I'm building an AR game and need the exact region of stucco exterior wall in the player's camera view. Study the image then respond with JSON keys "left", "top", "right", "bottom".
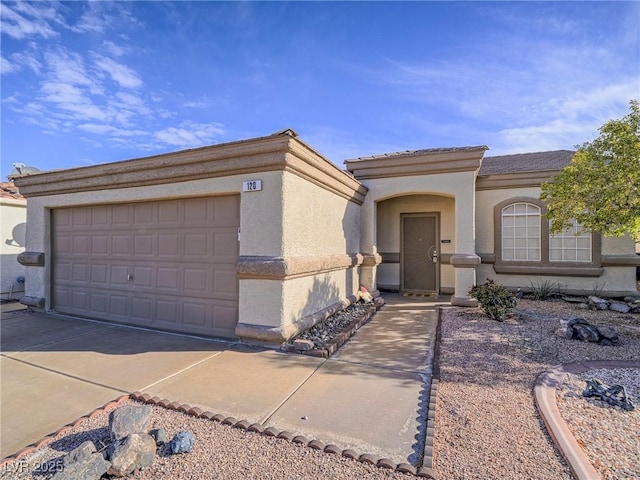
{"left": 21, "top": 171, "right": 284, "bottom": 309}
{"left": 1, "top": 198, "right": 27, "bottom": 299}
{"left": 357, "top": 171, "right": 478, "bottom": 301}
{"left": 376, "top": 194, "right": 455, "bottom": 291}
{"left": 475, "top": 187, "right": 639, "bottom": 295}
{"left": 237, "top": 169, "right": 362, "bottom": 342}
{"left": 281, "top": 169, "right": 360, "bottom": 256}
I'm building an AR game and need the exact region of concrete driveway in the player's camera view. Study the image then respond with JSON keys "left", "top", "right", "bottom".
{"left": 1, "top": 295, "right": 440, "bottom": 465}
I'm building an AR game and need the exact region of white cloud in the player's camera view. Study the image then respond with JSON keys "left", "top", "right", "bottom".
{"left": 45, "top": 49, "right": 103, "bottom": 94}
{"left": 154, "top": 121, "right": 226, "bottom": 147}
{"left": 1, "top": 55, "right": 17, "bottom": 75}
{"left": 0, "top": 2, "right": 61, "bottom": 39}
{"left": 495, "top": 81, "right": 638, "bottom": 154}
{"left": 93, "top": 55, "right": 143, "bottom": 89}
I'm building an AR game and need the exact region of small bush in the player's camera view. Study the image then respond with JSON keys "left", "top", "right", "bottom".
{"left": 469, "top": 279, "right": 517, "bottom": 321}
{"left": 529, "top": 280, "right": 562, "bottom": 300}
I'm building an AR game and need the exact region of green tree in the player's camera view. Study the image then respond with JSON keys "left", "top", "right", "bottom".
{"left": 540, "top": 100, "right": 640, "bottom": 241}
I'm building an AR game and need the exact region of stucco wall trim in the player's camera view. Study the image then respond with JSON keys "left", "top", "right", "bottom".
{"left": 600, "top": 254, "right": 640, "bottom": 266}
{"left": 345, "top": 147, "right": 487, "bottom": 180}
{"left": 17, "top": 251, "right": 45, "bottom": 267}
{"left": 450, "top": 254, "right": 481, "bottom": 267}
{"left": 236, "top": 254, "right": 363, "bottom": 280}
{"left": 493, "top": 265, "right": 604, "bottom": 277}
{"left": 361, "top": 253, "right": 382, "bottom": 267}
{"left": 476, "top": 171, "right": 560, "bottom": 190}
{"left": 12, "top": 133, "right": 367, "bottom": 205}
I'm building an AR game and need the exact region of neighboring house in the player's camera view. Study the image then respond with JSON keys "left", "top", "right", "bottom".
{"left": 12, "top": 130, "right": 639, "bottom": 344}
{"left": 0, "top": 182, "right": 26, "bottom": 300}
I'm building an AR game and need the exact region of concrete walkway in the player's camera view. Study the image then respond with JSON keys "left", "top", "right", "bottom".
{"left": 0, "top": 295, "right": 440, "bottom": 465}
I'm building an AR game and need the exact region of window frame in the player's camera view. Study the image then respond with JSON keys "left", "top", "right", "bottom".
{"left": 493, "top": 197, "right": 602, "bottom": 276}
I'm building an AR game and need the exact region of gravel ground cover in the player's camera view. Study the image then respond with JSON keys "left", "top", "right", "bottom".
{"left": 2, "top": 297, "right": 638, "bottom": 479}
{"left": 434, "top": 299, "right": 639, "bottom": 480}
{"left": 557, "top": 368, "right": 639, "bottom": 480}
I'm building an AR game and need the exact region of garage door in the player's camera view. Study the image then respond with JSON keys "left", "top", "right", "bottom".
{"left": 52, "top": 196, "right": 240, "bottom": 338}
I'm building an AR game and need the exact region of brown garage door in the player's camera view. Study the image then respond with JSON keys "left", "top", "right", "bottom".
{"left": 52, "top": 196, "right": 240, "bottom": 338}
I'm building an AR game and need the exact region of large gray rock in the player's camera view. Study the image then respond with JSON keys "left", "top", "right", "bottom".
{"left": 107, "top": 433, "right": 157, "bottom": 477}
{"left": 62, "top": 440, "right": 96, "bottom": 467}
{"left": 168, "top": 431, "right": 194, "bottom": 454}
{"left": 51, "top": 452, "right": 110, "bottom": 480}
{"left": 571, "top": 323, "right": 601, "bottom": 343}
{"left": 588, "top": 296, "right": 609, "bottom": 310}
{"left": 109, "top": 405, "right": 152, "bottom": 441}
{"left": 609, "top": 301, "right": 631, "bottom": 314}
{"left": 597, "top": 326, "right": 620, "bottom": 345}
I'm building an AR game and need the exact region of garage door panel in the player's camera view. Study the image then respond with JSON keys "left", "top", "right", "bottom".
{"left": 134, "top": 203, "right": 155, "bottom": 224}
{"left": 72, "top": 264, "right": 89, "bottom": 282}
{"left": 134, "top": 235, "right": 154, "bottom": 256}
{"left": 53, "top": 196, "right": 239, "bottom": 338}
{"left": 89, "top": 293, "right": 108, "bottom": 313}
{"left": 131, "top": 297, "right": 154, "bottom": 323}
{"left": 213, "top": 195, "right": 240, "bottom": 226}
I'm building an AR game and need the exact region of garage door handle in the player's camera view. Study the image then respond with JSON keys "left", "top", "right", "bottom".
{"left": 127, "top": 274, "right": 133, "bottom": 281}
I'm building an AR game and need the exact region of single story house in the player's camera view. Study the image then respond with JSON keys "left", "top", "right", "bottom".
{"left": 12, "top": 129, "right": 639, "bottom": 344}
{"left": 0, "top": 181, "right": 26, "bottom": 301}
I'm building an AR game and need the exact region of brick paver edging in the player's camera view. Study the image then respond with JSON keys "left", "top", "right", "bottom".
{"left": 534, "top": 360, "right": 640, "bottom": 480}
{"left": 130, "top": 392, "right": 438, "bottom": 478}
{"left": 419, "top": 306, "right": 442, "bottom": 478}
{"left": 0, "top": 394, "right": 130, "bottom": 468}
{"left": 281, "top": 301, "right": 381, "bottom": 359}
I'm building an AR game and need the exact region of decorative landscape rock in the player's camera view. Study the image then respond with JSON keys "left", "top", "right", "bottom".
{"left": 583, "top": 378, "right": 635, "bottom": 411}
{"left": 149, "top": 427, "right": 168, "bottom": 446}
{"left": 292, "top": 339, "right": 315, "bottom": 351}
{"left": 609, "top": 301, "right": 631, "bottom": 314}
{"left": 52, "top": 451, "right": 111, "bottom": 480}
{"left": 564, "top": 318, "right": 619, "bottom": 345}
{"left": 109, "top": 405, "right": 152, "bottom": 440}
{"left": 168, "top": 431, "right": 194, "bottom": 454}
{"left": 62, "top": 440, "right": 96, "bottom": 466}
{"left": 106, "top": 432, "right": 157, "bottom": 477}
{"left": 588, "top": 296, "right": 609, "bottom": 311}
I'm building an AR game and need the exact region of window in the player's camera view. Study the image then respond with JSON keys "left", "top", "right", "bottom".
{"left": 501, "top": 203, "right": 541, "bottom": 261}
{"left": 549, "top": 220, "right": 592, "bottom": 262}
{"left": 493, "top": 197, "right": 601, "bottom": 276}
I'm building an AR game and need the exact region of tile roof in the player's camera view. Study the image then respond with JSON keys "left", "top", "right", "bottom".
{"left": 479, "top": 150, "right": 575, "bottom": 176}
{"left": 345, "top": 145, "right": 489, "bottom": 163}
{"left": 0, "top": 181, "right": 25, "bottom": 201}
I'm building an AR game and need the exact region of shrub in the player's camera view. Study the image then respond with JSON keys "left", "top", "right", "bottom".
{"left": 469, "top": 279, "right": 517, "bottom": 321}
{"left": 529, "top": 280, "right": 562, "bottom": 300}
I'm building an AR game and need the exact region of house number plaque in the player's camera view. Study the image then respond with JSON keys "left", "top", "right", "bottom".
{"left": 242, "top": 180, "right": 262, "bottom": 192}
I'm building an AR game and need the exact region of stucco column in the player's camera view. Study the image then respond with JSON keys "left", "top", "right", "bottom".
{"left": 359, "top": 194, "right": 380, "bottom": 291}
{"left": 451, "top": 186, "right": 480, "bottom": 306}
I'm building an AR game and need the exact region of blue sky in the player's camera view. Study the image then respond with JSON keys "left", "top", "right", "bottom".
{"left": 1, "top": 1, "right": 638, "bottom": 178}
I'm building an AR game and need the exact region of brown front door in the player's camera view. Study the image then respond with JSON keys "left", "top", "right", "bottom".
{"left": 401, "top": 213, "right": 439, "bottom": 293}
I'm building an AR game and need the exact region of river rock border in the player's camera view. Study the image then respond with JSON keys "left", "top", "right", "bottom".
{"left": 281, "top": 299, "right": 383, "bottom": 358}
{"left": 534, "top": 360, "right": 640, "bottom": 480}
{"left": 129, "top": 392, "right": 437, "bottom": 478}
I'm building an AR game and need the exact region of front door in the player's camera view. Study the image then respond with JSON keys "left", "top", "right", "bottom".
{"left": 401, "top": 213, "right": 439, "bottom": 293}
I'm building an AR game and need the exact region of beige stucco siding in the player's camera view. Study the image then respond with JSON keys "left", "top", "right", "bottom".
{"left": 281, "top": 170, "right": 360, "bottom": 257}
{"left": 475, "top": 187, "right": 542, "bottom": 255}
{"left": 1, "top": 198, "right": 27, "bottom": 299}
{"left": 475, "top": 186, "right": 639, "bottom": 295}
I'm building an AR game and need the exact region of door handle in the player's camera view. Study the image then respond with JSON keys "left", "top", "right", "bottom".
{"left": 428, "top": 245, "right": 438, "bottom": 263}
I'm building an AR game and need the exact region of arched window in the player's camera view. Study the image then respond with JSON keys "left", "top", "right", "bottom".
{"left": 493, "top": 197, "right": 601, "bottom": 275}
{"left": 501, "top": 202, "right": 541, "bottom": 261}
